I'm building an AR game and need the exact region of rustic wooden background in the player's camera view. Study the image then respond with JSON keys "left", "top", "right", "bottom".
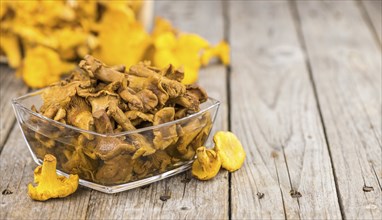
{"left": 0, "top": 1, "right": 381, "bottom": 219}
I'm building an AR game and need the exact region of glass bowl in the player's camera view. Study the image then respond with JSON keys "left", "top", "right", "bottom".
{"left": 12, "top": 89, "right": 219, "bottom": 193}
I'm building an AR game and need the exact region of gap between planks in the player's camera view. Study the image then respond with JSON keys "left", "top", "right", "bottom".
{"left": 228, "top": 1, "right": 341, "bottom": 219}
{"left": 288, "top": 1, "right": 346, "bottom": 218}
{"left": 222, "top": 1, "right": 233, "bottom": 219}
{"left": 295, "top": 1, "right": 382, "bottom": 219}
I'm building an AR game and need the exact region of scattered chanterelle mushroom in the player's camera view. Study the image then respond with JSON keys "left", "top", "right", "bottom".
{"left": 28, "top": 154, "right": 79, "bottom": 201}
{"left": 192, "top": 147, "right": 221, "bottom": 180}
{"left": 24, "top": 55, "right": 213, "bottom": 185}
{"left": 213, "top": 131, "right": 246, "bottom": 172}
{"left": 192, "top": 131, "right": 246, "bottom": 180}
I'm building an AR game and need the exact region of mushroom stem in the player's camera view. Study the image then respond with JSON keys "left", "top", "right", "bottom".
{"left": 130, "top": 63, "right": 186, "bottom": 98}
{"left": 108, "top": 103, "right": 136, "bottom": 131}
{"left": 79, "top": 55, "right": 125, "bottom": 83}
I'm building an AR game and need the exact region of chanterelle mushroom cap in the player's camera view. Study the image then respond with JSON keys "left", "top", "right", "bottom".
{"left": 213, "top": 131, "right": 246, "bottom": 172}
{"left": 148, "top": 150, "right": 172, "bottom": 172}
{"left": 66, "top": 96, "right": 94, "bottom": 139}
{"left": 170, "top": 91, "right": 200, "bottom": 113}
{"left": 176, "top": 115, "right": 207, "bottom": 155}
{"left": 130, "top": 134, "right": 156, "bottom": 159}
{"left": 95, "top": 137, "right": 136, "bottom": 160}
{"left": 127, "top": 75, "right": 169, "bottom": 106}
{"left": 119, "top": 88, "right": 144, "bottom": 111}
{"left": 186, "top": 84, "right": 208, "bottom": 103}
{"left": 40, "top": 81, "right": 80, "bottom": 115}
{"left": 62, "top": 147, "right": 98, "bottom": 181}
{"left": 28, "top": 154, "right": 79, "bottom": 201}
{"left": 125, "top": 110, "right": 154, "bottom": 126}
{"left": 136, "top": 89, "right": 159, "bottom": 112}
{"left": 88, "top": 94, "right": 119, "bottom": 113}
{"left": 159, "top": 64, "right": 184, "bottom": 82}
{"left": 119, "top": 88, "right": 158, "bottom": 113}
{"left": 153, "top": 107, "right": 178, "bottom": 150}
{"left": 190, "top": 113, "right": 213, "bottom": 150}
{"left": 95, "top": 154, "right": 134, "bottom": 185}
{"left": 192, "top": 147, "right": 221, "bottom": 180}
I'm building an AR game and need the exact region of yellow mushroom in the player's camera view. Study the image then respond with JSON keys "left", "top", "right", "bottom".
{"left": 0, "top": 33, "right": 21, "bottom": 68}
{"left": 213, "top": 131, "right": 246, "bottom": 172}
{"left": 93, "top": 6, "right": 151, "bottom": 68}
{"left": 19, "top": 46, "right": 75, "bottom": 88}
{"left": 192, "top": 146, "right": 221, "bottom": 180}
{"left": 28, "top": 154, "right": 79, "bottom": 201}
{"left": 201, "top": 40, "right": 230, "bottom": 66}
{"left": 153, "top": 33, "right": 209, "bottom": 85}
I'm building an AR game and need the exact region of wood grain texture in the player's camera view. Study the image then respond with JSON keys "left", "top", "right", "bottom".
{"left": 1, "top": 1, "right": 381, "bottom": 219}
{"left": 85, "top": 1, "right": 229, "bottom": 219}
{"left": 362, "top": 0, "right": 382, "bottom": 43}
{"left": 0, "top": 125, "right": 92, "bottom": 219}
{"left": 229, "top": 1, "right": 341, "bottom": 219}
{"left": 296, "top": 1, "right": 382, "bottom": 219}
{"left": 0, "top": 65, "right": 28, "bottom": 149}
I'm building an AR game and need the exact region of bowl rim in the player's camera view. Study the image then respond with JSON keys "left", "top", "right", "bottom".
{"left": 12, "top": 88, "right": 220, "bottom": 137}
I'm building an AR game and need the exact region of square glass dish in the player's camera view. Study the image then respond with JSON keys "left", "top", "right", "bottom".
{"left": 12, "top": 89, "right": 219, "bottom": 193}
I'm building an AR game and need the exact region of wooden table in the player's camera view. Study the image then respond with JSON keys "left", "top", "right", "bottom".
{"left": 1, "top": 1, "right": 381, "bottom": 219}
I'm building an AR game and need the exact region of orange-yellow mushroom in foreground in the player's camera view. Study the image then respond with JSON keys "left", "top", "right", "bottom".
{"left": 191, "top": 146, "right": 221, "bottom": 180}
{"left": 213, "top": 131, "right": 246, "bottom": 172}
{"left": 28, "top": 154, "right": 79, "bottom": 201}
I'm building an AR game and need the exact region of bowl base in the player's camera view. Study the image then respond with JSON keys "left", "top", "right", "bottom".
{"left": 32, "top": 157, "right": 193, "bottom": 194}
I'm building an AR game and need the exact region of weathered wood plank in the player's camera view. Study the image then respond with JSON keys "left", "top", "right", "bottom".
{"left": 362, "top": 0, "right": 382, "bottom": 43}
{"left": 0, "top": 125, "right": 92, "bottom": 219}
{"left": 229, "top": 1, "right": 341, "bottom": 219}
{"left": 0, "top": 65, "right": 28, "bottom": 149}
{"left": 296, "top": 1, "right": 382, "bottom": 219}
{"left": 85, "top": 1, "right": 229, "bottom": 219}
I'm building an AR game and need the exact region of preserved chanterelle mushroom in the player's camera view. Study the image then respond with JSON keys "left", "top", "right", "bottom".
{"left": 23, "top": 55, "right": 212, "bottom": 185}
